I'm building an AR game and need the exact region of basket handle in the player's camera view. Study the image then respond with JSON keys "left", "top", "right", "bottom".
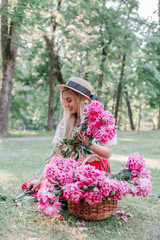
{"left": 82, "top": 154, "right": 107, "bottom": 174}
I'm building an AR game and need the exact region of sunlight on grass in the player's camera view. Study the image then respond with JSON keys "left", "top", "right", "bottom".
{"left": 111, "top": 154, "right": 160, "bottom": 170}
{"left": 0, "top": 169, "right": 17, "bottom": 183}
{"left": 118, "top": 138, "right": 136, "bottom": 142}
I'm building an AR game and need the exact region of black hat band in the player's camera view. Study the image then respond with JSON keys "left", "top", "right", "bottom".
{"left": 66, "top": 81, "right": 91, "bottom": 98}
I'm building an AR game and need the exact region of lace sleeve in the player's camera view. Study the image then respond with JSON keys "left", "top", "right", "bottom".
{"left": 105, "top": 134, "right": 118, "bottom": 147}
{"left": 53, "top": 119, "right": 65, "bottom": 145}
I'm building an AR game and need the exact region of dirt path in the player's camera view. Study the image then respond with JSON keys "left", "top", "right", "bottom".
{"left": 0, "top": 136, "right": 54, "bottom": 142}
{"left": 0, "top": 131, "right": 139, "bottom": 142}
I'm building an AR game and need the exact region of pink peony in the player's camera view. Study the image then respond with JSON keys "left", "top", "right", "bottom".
{"left": 62, "top": 158, "right": 81, "bottom": 172}
{"left": 99, "top": 179, "right": 114, "bottom": 197}
{"left": 104, "top": 110, "right": 115, "bottom": 126}
{"left": 43, "top": 163, "right": 60, "bottom": 182}
{"left": 50, "top": 155, "right": 64, "bottom": 168}
{"left": 60, "top": 171, "right": 74, "bottom": 186}
{"left": 84, "top": 100, "right": 104, "bottom": 122}
{"left": 75, "top": 165, "right": 106, "bottom": 186}
{"left": 39, "top": 202, "right": 62, "bottom": 216}
{"left": 101, "top": 179, "right": 130, "bottom": 200}
{"left": 63, "top": 183, "right": 84, "bottom": 203}
{"left": 126, "top": 153, "right": 146, "bottom": 175}
{"left": 141, "top": 169, "right": 151, "bottom": 179}
{"left": 85, "top": 190, "right": 103, "bottom": 205}
{"left": 94, "top": 125, "right": 116, "bottom": 145}
{"left": 37, "top": 187, "right": 56, "bottom": 208}
{"left": 45, "top": 180, "right": 56, "bottom": 192}
{"left": 132, "top": 178, "right": 152, "bottom": 197}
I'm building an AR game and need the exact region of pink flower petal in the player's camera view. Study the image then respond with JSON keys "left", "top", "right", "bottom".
{"left": 126, "top": 212, "right": 133, "bottom": 217}
{"left": 76, "top": 221, "right": 85, "bottom": 226}
{"left": 121, "top": 216, "right": 127, "bottom": 222}
{"left": 117, "top": 210, "right": 125, "bottom": 215}
{"left": 59, "top": 215, "right": 65, "bottom": 221}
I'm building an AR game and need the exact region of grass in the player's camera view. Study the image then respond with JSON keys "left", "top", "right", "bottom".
{"left": 0, "top": 129, "right": 55, "bottom": 138}
{"left": 0, "top": 130, "right": 160, "bottom": 240}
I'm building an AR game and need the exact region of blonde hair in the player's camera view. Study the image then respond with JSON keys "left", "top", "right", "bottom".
{"left": 46, "top": 88, "right": 91, "bottom": 163}
{"left": 60, "top": 88, "right": 91, "bottom": 138}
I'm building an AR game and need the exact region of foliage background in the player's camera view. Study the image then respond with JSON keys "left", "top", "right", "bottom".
{"left": 0, "top": 0, "right": 160, "bottom": 133}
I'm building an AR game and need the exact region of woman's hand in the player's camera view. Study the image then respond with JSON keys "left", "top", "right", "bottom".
{"left": 27, "top": 179, "right": 41, "bottom": 191}
{"left": 77, "top": 131, "right": 90, "bottom": 146}
{"left": 78, "top": 131, "right": 113, "bottom": 159}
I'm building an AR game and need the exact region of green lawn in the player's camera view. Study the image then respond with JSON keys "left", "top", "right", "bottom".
{"left": 0, "top": 131, "right": 160, "bottom": 240}
{"left": 0, "top": 129, "right": 55, "bottom": 138}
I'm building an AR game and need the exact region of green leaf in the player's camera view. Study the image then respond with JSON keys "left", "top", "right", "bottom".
{"left": 53, "top": 190, "right": 62, "bottom": 195}
{"left": 108, "top": 166, "right": 111, "bottom": 174}
{"left": 136, "top": 172, "right": 143, "bottom": 178}
{"left": 0, "top": 195, "right": 7, "bottom": 201}
{"left": 88, "top": 136, "right": 94, "bottom": 147}
{"left": 120, "top": 169, "right": 132, "bottom": 181}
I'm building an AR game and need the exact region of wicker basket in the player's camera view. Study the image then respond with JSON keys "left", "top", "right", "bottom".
{"left": 68, "top": 198, "right": 118, "bottom": 221}
{"left": 68, "top": 154, "right": 118, "bottom": 221}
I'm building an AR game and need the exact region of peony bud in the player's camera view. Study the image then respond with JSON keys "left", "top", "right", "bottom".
{"left": 83, "top": 185, "right": 88, "bottom": 191}
{"left": 93, "top": 187, "right": 99, "bottom": 192}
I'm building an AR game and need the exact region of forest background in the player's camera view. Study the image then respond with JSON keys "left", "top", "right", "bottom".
{"left": 0, "top": 0, "right": 160, "bottom": 135}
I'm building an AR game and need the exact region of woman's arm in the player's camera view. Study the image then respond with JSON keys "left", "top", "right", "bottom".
{"left": 27, "top": 174, "right": 44, "bottom": 191}
{"left": 78, "top": 132, "right": 113, "bottom": 159}
{"left": 90, "top": 143, "right": 113, "bottom": 159}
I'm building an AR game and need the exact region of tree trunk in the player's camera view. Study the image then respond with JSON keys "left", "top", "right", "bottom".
{"left": 158, "top": 0, "right": 160, "bottom": 129}
{"left": 114, "top": 55, "right": 126, "bottom": 123}
{"left": 97, "top": 47, "right": 107, "bottom": 101}
{"left": 0, "top": 62, "right": 15, "bottom": 134}
{"left": 158, "top": 102, "right": 160, "bottom": 129}
{"left": 0, "top": 0, "right": 26, "bottom": 135}
{"left": 56, "top": 53, "right": 65, "bottom": 84}
{"left": 124, "top": 87, "right": 135, "bottom": 130}
{"left": 158, "top": 0, "right": 160, "bottom": 27}
{"left": 138, "top": 104, "right": 141, "bottom": 134}
{"left": 44, "top": 37, "right": 55, "bottom": 131}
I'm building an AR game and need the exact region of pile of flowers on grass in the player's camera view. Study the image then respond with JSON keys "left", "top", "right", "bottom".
{"left": 37, "top": 153, "right": 152, "bottom": 217}
{"left": 58, "top": 100, "right": 116, "bottom": 160}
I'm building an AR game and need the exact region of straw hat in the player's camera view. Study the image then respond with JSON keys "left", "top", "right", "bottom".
{"left": 57, "top": 76, "right": 96, "bottom": 100}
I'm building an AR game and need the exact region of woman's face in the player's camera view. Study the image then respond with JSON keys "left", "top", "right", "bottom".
{"left": 62, "top": 90, "right": 78, "bottom": 114}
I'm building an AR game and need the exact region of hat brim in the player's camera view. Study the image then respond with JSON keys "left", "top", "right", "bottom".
{"left": 56, "top": 84, "right": 92, "bottom": 101}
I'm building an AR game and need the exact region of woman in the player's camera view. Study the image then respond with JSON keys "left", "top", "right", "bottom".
{"left": 26, "top": 76, "right": 117, "bottom": 193}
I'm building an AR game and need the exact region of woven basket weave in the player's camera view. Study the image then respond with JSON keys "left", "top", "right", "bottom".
{"left": 68, "top": 154, "right": 118, "bottom": 221}
{"left": 68, "top": 198, "right": 118, "bottom": 221}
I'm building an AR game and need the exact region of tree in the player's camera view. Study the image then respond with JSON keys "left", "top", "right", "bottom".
{"left": 137, "top": 31, "right": 160, "bottom": 129}
{"left": 0, "top": 0, "right": 28, "bottom": 135}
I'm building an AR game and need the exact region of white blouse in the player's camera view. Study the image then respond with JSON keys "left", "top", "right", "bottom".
{"left": 53, "top": 121, "right": 117, "bottom": 147}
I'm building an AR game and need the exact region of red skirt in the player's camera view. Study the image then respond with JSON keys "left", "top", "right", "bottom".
{"left": 22, "top": 159, "right": 110, "bottom": 197}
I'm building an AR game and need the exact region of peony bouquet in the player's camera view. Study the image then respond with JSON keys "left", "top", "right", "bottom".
{"left": 58, "top": 100, "right": 116, "bottom": 160}
{"left": 37, "top": 152, "right": 152, "bottom": 218}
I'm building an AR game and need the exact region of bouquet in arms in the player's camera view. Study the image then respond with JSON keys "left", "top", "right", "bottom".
{"left": 58, "top": 100, "right": 116, "bottom": 160}
{"left": 37, "top": 153, "right": 152, "bottom": 218}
